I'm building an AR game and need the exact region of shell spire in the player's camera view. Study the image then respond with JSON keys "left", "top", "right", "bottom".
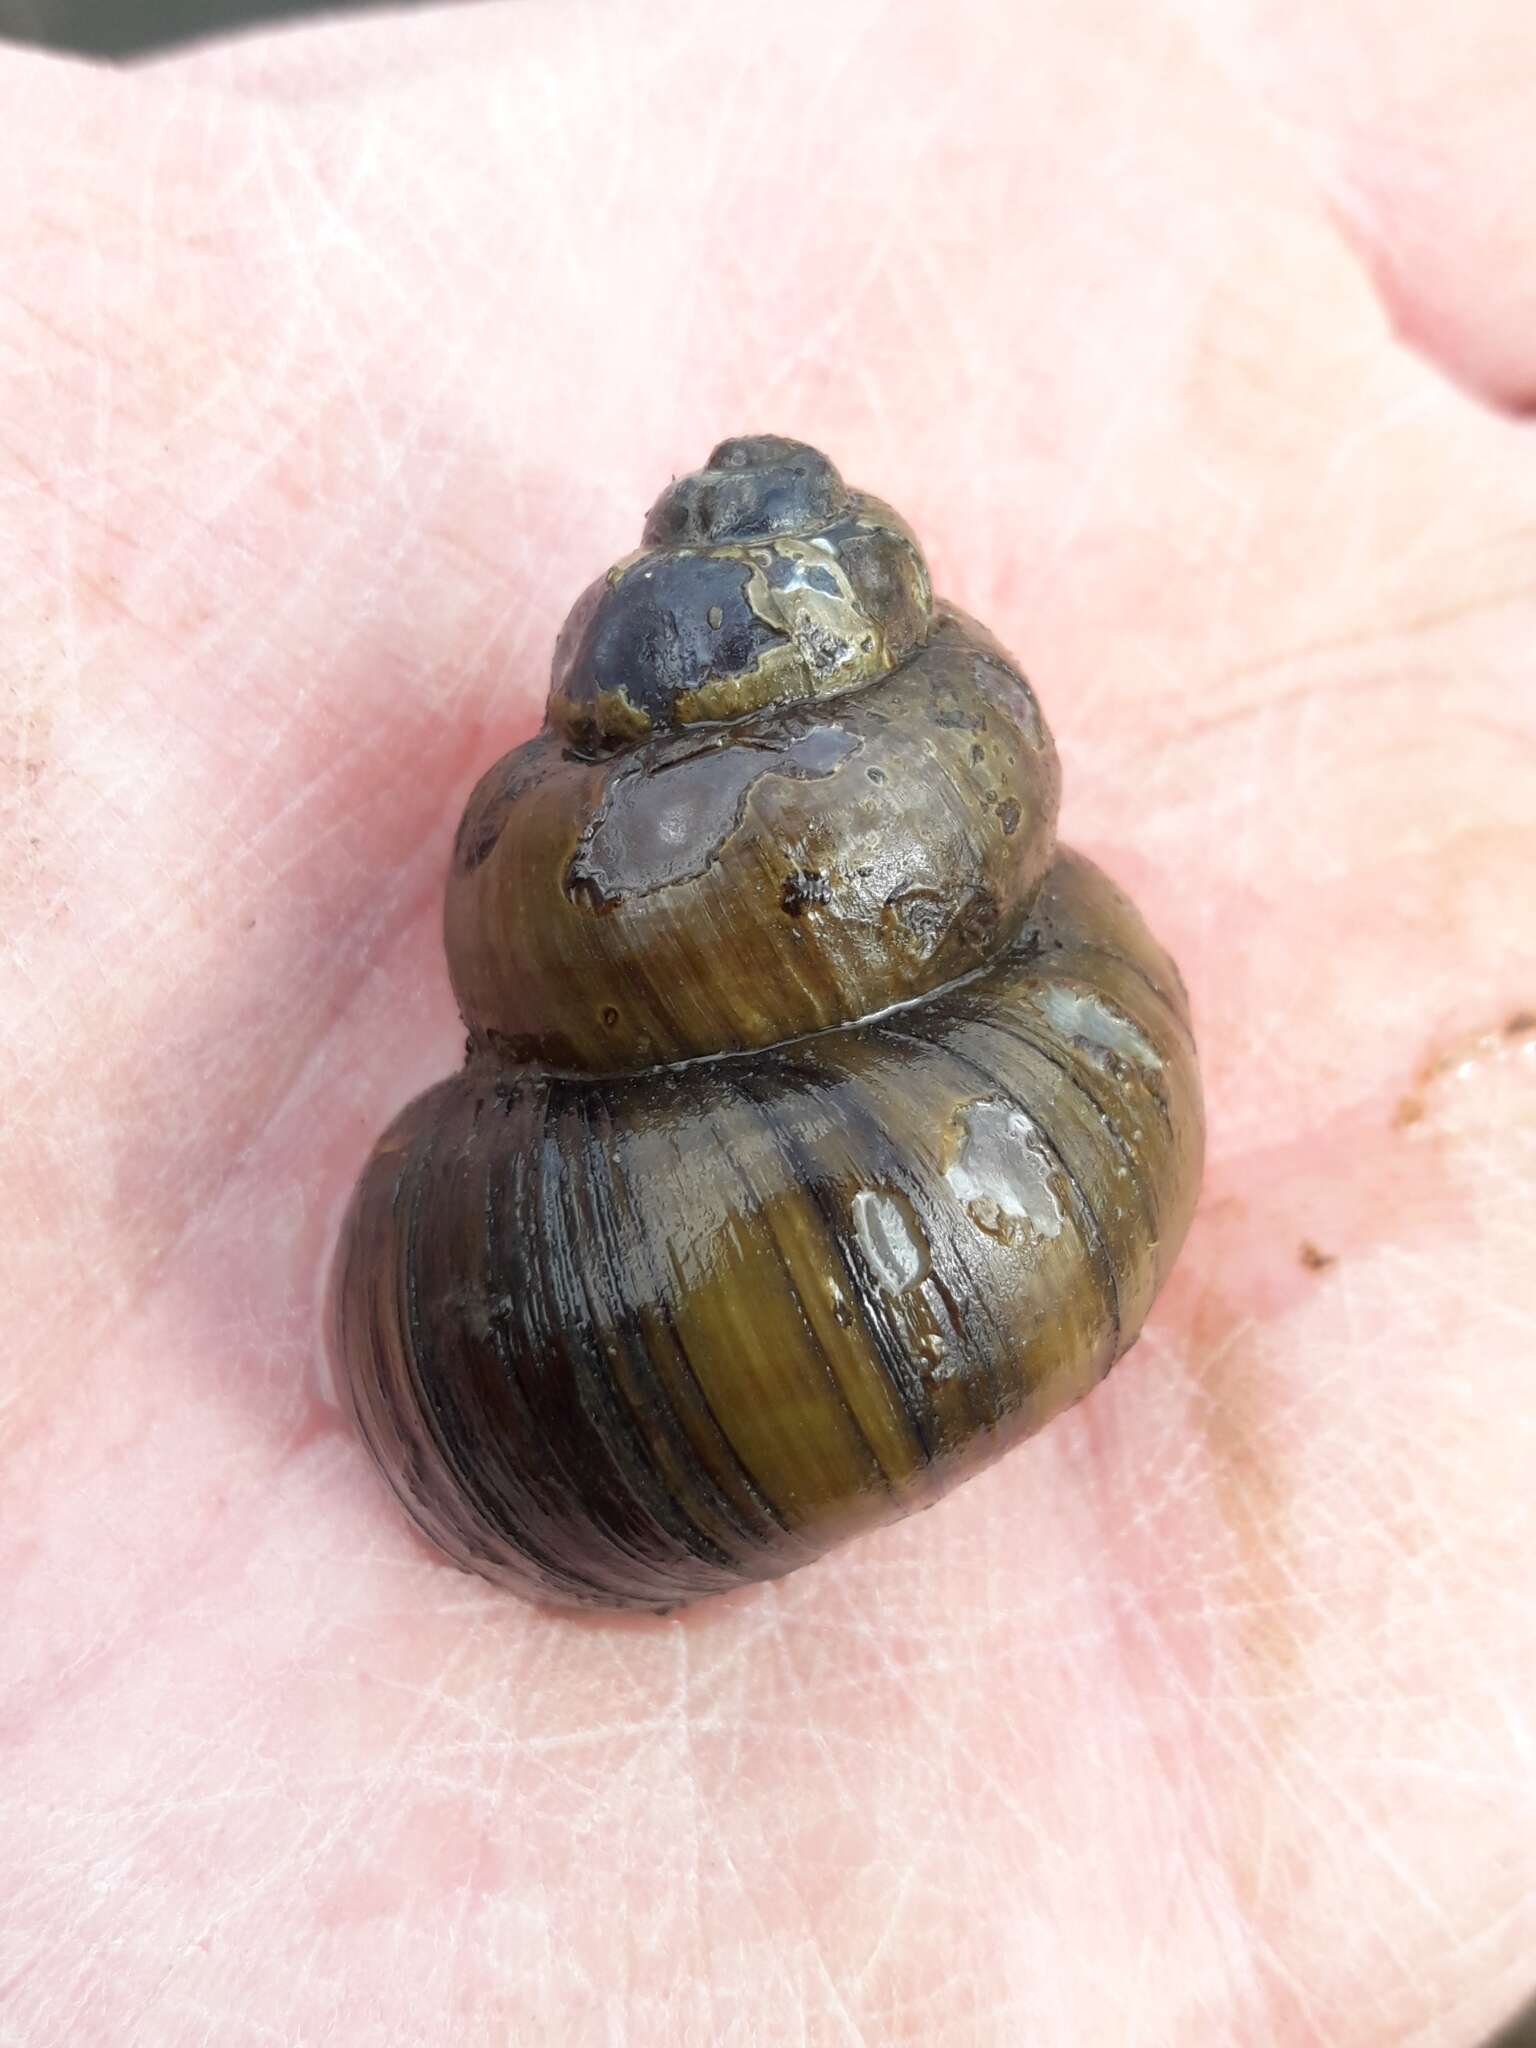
{"left": 546, "top": 435, "right": 933, "bottom": 753}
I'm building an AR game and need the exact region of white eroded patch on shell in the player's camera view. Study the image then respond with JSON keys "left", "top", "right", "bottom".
{"left": 945, "top": 1100, "right": 1064, "bottom": 1245}
{"left": 1035, "top": 985, "right": 1159, "bottom": 1072}
{"left": 851, "top": 1187, "right": 930, "bottom": 1293}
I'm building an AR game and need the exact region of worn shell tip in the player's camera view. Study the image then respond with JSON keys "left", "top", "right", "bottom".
{"left": 545, "top": 433, "right": 930, "bottom": 755}
{"left": 641, "top": 435, "right": 850, "bottom": 546}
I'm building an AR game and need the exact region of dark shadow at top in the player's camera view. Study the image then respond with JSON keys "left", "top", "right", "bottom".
{"left": 0, "top": 0, "right": 462, "bottom": 59}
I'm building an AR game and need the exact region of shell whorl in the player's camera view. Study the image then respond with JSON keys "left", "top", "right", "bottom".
{"left": 547, "top": 435, "right": 933, "bottom": 753}
{"left": 332, "top": 436, "right": 1206, "bottom": 1614}
{"left": 447, "top": 437, "right": 1060, "bottom": 1073}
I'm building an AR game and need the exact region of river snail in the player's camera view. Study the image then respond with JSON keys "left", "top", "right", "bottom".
{"left": 330, "top": 434, "right": 1204, "bottom": 1612}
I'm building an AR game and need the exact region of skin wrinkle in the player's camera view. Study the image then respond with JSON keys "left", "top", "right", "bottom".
{"left": 6, "top": 464, "right": 519, "bottom": 1291}
{"left": 1, "top": 3, "right": 1534, "bottom": 2044}
{"left": 1179, "top": 0, "right": 1536, "bottom": 414}
{"left": 1067, "top": 1372, "right": 1280, "bottom": 2029}
{"left": 1059, "top": 1053, "right": 1529, "bottom": 2042}
{"left": 136, "top": 834, "right": 449, "bottom": 1324}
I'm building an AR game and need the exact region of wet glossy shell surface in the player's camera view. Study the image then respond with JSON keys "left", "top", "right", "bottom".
{"left": 334, "top": 851, "right": 1202, "bottom": 1611}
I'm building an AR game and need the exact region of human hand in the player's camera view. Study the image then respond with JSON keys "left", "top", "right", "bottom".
{"left": 3, "top": 4, "right": 1533, "bottom": 2041}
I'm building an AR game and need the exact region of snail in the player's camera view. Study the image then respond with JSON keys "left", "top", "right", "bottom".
{"left": 329, "top": 434, "right": 1204, "bottom": 1613}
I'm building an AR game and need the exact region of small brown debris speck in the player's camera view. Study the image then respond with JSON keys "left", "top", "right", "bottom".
{"left": 1298, "top": 1241, "right": 1336, "bottom": 1272}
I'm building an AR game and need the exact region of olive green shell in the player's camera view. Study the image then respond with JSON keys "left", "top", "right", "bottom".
{"left": 331, "top": 436, "right": 1204, "bottom": 1612}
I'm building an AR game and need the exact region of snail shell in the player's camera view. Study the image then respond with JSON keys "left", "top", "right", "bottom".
{"left": 331, "top": 435, "right": 1204, "bottom": 1612}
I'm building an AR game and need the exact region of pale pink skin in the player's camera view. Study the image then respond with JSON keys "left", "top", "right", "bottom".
{"left": 2, "top": 5, "right": 1534, "bottom": 2042}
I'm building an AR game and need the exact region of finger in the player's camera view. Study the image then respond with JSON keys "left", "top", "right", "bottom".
{"left": 1184, "top": 0, "right": 1536, "bottom": 412}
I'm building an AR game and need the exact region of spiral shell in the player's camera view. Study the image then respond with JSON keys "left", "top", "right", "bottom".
{"left": 331, "top": 435, "right": 1204, "bottom": 1611}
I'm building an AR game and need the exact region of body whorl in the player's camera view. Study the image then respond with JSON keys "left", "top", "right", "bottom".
{"left": 331, "top": 436, "right": 1204, "bottom": 1611}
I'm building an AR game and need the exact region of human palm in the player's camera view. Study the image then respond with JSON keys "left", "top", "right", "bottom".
{"left": 3, "top": 5, "right": 1533, "bottom": 2042}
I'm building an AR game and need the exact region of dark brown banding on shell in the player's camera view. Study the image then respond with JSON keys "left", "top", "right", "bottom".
{"left": 334, "top": 852, "right": 1203, "bottom": 1608}
{"left": 330, "top": 438, "right": 1205, "bottom": 1612}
